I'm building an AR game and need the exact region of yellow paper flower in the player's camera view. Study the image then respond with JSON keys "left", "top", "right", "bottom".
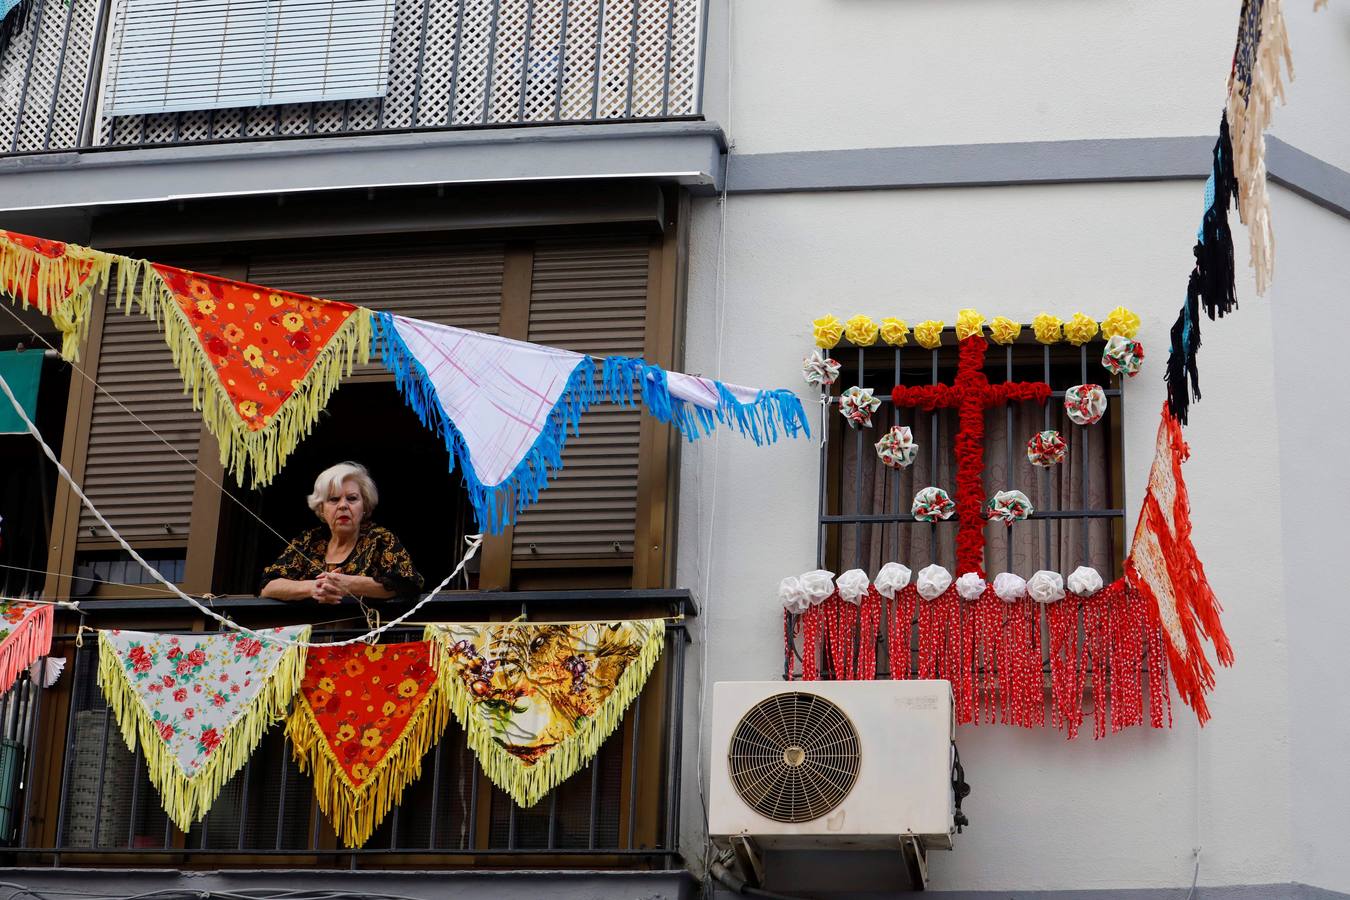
{"left": 988, "top": 316, "right": 1022, "bottom": 344}
{"left": 1033, "top": 313, "right": 1063, "bottom": 345}
{"left": 879, "top": 317, "right": 909, "bottom": 346}
{"left": 1100, "top": 306, "right": 1141, "bottom": 339}
{"left": 955, "top": 308, "right": 985, "bottom": 341}
{"left": 914, "top": 320, "right": 944, "bottom": 349}
{"left": 813, "top": 314, "right": 844, "bottom": 349}
{"left": 1063, "top": 312, "right": 1099, "bottom": 346}
{"left": 844, "top": 314, "right": 880, "bottom": 346}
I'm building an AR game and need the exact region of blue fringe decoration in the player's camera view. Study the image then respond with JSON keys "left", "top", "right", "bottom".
{"left": 372, "top": 312, "right": 596, "bottom": 535}
{"left": 603, "top": 355, "right": 810, "bottom": 445}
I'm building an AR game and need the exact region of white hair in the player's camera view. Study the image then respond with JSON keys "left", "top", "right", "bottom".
{"left": 306, "top": 462, "right": 378, "bottom": 520}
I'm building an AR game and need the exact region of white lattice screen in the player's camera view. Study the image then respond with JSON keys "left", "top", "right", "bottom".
{"left": 0, "top": 0, "right": 702, "bottom": 154}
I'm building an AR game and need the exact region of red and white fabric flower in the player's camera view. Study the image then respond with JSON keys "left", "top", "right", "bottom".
{"left": 1064, "top": 384, "right": 1107, "bottom": 426}
{"left": 839, "top": 386, "right": 881, "bottom": 428}
{"left": 1026, "top": 430, "right": 1067, "bottom": 467}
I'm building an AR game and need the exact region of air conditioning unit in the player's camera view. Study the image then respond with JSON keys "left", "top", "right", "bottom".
{"left": 709, "top": 681, "right": 959, "bottom": 893}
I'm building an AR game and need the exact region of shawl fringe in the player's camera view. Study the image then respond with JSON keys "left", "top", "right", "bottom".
{"left": 373, "top": 311, "right": 597, "bottom": 535}
{"left": 604, "top": 356, "right": 809, "bottom": 446}
{"left": 285, "top": 671, "right": 451, "bottom": 848}
{"left": 426, "top": 621, "right": 665, "bottom": 809}
{"left": 0, "top": 232, "right": 114, "bottom": 361}
{"left": 0, "top": 604, "right": 52, "bottom": 694}
{"left": 116, "top": 258, "right": 371, "bottom": 488}
{"left": 96, "top": 628, "right": 310, "bottom": 831}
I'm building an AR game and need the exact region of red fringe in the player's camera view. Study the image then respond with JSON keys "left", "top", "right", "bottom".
{"left": 1125, "top": 405, "right": 1233, "bottom": 725}
{"left": 855, "top": 588, "right": 882, "bottom": 679}
{"left": 800, "top": 604, "right": 823, "bottom": 681}
{"left": 1048, "top": 597, "right": 1083, "bottom": 738}
{"left": 888, "top": 586, "right": 917, "bottom": 679}
{"left": 0, "top": 603, "right": 53, "bottom": 695}
{"left": 970, "top": 590, "right": 1001, "bottom": 724}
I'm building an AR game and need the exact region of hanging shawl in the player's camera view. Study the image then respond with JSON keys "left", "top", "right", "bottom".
{"left": 373, "top": 312, "right": 597, "bottom": 534}
{"left": 0, "top": 230, "right": 114, "bottom": 360}
{"left": 285, "top": 641, "right": 449, "bottom": 847}
{"left": 97, "top": 626, "right": 310, "bottom": 830}
{"left": 1125, "top": 406, "right": 1233, "bottom": 724}
{"left": 425, "top": 619, "right": 665, "bottom": 808}
{"left": 604, "top": 357, "right": 809, "bottom": 446}
{"left": 0, "top": 599, "right": 52, "bottom": 694}
{"left": 119, "top": 263, "right": 371, "bottom": 487}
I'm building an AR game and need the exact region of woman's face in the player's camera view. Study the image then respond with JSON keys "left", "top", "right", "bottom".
{"left": 322, "top": 478, "right": 365, "bottom": 535}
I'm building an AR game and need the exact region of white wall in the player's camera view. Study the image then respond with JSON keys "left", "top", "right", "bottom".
{"left": 1271, "top": 187, "right": 1350, "bottom": 896}
{"left": 700, "top": 0, "right": 1350, "bottom": 163}
{"left": 677, "top": 180, "right": 1322, "bottom": 891}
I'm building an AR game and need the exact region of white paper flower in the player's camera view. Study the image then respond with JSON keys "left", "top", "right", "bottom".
{"left": 916, "top": 564, "right": 952, "bottom": 601}
{"left": 836, "top": 569, "right": 870, "bottom": 604}
{"left": 956, "top": 572, "right": 987, "bottom": 601}
{"left": 802, "top": 349, "right": 841, "bottom": 387}
{"left": 1067, "top": 565, "right": 1104, "bottom": 596}
{"left": 800, "top": 569, "right": 836, "bottom": 606}
{"left": 778, "top": 576, "right": 808, "bottom": 613}
{"left": 874, "top": 562, "right": 912, "bottom": 599}
{"left": 1027, "top": 570, "right": 1066, "bottom": 604}
{"left": 993, "top": 572, "right": 1028, "bottom": 602}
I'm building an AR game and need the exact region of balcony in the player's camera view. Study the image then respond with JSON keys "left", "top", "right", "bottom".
{"left": 0, "top": 591, "right": 691, "bottom": 872}
{"left": 0, "top": 0, "right": 707, "bottom": 157}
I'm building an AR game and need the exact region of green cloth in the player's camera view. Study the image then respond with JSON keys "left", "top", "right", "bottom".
{"left": 0, "top": 350, "right": 42, "bottom": 435}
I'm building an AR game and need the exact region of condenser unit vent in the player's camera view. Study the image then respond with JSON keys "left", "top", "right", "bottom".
{"left": 727, "top": 691, "right": 860, "bottom": 824}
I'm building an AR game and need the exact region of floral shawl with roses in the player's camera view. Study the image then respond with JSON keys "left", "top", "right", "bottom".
{"left": 125, "top": 262, "right": 371, "bottom": 488}
{"left": 424, "top": 619, "right": 665, "bottom": 809}
{"left": 97, "top": 625, "right": 310, "bottom": 831}
{"left": 285, "top": 641, "right": 448, "bottom": 847}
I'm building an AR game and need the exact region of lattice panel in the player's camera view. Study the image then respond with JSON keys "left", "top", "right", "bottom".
{"left": 596, "top": 0, "right": 636, "bottom": 119}
{"left": 53, "top": 0, "right": 703, "bottom": 152}
{"left": 1, "top": 0, "right": 102, "bottom": 153}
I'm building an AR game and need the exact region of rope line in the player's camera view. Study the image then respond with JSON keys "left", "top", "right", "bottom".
{"left": 0, "top": 367, "right": 482, "bottom": 649}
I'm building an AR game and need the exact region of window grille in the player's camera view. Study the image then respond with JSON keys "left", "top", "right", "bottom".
{"left": 817, "top": 328, "right": 1126, "bottom": 588}
{"left": 104, "top": 0, "right": 398, "bottom": 117}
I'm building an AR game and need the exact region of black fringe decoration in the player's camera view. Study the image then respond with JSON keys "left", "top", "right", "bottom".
{"left": 1165, "top": 269, "right": 1205, "bottom": 426}
{"left": 0, "top": 0, "right": 37, "bottom": 60}
{"left": 1196, "top": 113, "right": 1239, "bottom": 320}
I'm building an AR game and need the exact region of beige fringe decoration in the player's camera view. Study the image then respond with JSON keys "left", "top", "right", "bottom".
{"left": 0, "top": 232, "right": 117, "bottom": 361}
{"left": 285, "top": 672, "right": 452, "bottom": 848}
{"left": 1226, "top": 0, "right": 1293, "bottom": 296}
{"left": 425, "top": 620, "right": 666, "bottom": 809}
{"left": 111, "top": 257, "right": 371, "bottom": 488}
{"left": 96, "top": 628, "right": 310, "bottom": 832}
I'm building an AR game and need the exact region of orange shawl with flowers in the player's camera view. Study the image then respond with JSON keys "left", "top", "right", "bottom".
{"left": 285, "top": 641, "right": 449, "bottom": 847}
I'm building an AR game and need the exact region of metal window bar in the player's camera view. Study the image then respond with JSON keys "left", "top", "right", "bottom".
{"left": 794, "top": 327, "right": 1127, "bottom": 681}
{"left": 19, "top": 615, "right": 686, "bottom": 864}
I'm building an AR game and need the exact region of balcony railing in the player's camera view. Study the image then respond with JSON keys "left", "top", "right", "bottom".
{"left": 0, "top": 0, "right": 706, "bottom": 157}
{"left": 0, "top": 591, "right": 690, "bottom": 868}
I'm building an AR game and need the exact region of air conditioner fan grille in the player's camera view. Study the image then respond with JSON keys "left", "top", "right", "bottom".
{"left": 727, "top": 691, "right": 860, "bottom": 824}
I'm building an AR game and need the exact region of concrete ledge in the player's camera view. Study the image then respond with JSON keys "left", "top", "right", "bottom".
{"left": 707, "top": 882, "right": 1347, "bottom": 900}
{"left": 5, "top": 867, "right": 698, "bottom": 900}
{"left": 0, "top": 121, "right": 726, "bottom": 213}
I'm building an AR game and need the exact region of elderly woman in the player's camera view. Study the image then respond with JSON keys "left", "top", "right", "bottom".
{"left": 261, "top": 462, "right": 423, "bottom": 604}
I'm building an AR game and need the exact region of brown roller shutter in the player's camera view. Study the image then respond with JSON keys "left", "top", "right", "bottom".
{"left": 512, "top": 238, "right": 650, "bottom": 560}
{"left": 246, "top": 241, "right": 506, "bottom": 377}
{"left": 77, "top": 291, "right": 202, "bottom": 546}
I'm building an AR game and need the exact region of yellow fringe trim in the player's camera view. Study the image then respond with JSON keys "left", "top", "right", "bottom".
{"left": 424, "top": 619, "right": 666, "bottom": 809}
{"left": 1226, "top": 0, "right": 1292, "bottom": 296}
{"left": 0, "top": 233, "right": 117, "bottom": 361}
{"left": 285, "top": 672, "right": 452, "bottom": 848}
{"left": 112, "top": 257, "right": 372, "bottom": 487}
{"left": 96, "top": 627, "right": 311, "bottom": 833}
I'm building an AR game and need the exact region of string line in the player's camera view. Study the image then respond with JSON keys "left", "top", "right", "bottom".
{"left": 0, "top": 367, "right": 482, "bottom": 649}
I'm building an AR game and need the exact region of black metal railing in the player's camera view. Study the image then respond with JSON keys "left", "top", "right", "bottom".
{"left": 5, "top": 590, "right": 690, "bottom": 868}
{"left": 0, "top": 0, "right": 707, "bottom": 158}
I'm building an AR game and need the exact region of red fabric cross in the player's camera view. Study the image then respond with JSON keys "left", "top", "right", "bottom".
{"left": 891, "top": 336, "right": 1051, "bottom": 576}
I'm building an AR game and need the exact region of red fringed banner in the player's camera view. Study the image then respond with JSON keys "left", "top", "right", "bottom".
{"left": 0, "top": 600, "right": 52, "bottom": 695}
{"left": 782, "top": 567, "right": 1173, "bottom": 738}
{"left": 1125, "top": 405, "right": 1232, "bottom": 725}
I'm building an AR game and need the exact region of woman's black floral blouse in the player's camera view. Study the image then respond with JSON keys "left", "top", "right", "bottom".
{"left": 260, "top": 522, "right": 424, "bottom": 598}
